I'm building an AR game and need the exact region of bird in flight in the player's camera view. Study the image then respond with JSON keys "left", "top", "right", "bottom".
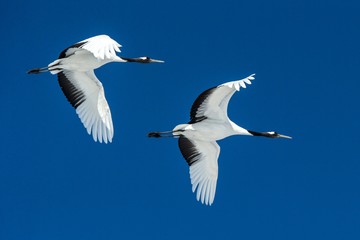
{"left": 28, "top": 35, "right": 164, "bottom": 143}
{"left": 148, "top": 74, "right": 291, "bottom": 205}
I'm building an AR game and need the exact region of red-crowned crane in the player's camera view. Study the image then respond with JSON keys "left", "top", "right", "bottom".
{"left": 148, "top": 74, "right": 291, "bottom": 205}
{"left": 28, "top": 35, "right": 163, "bottom": 143}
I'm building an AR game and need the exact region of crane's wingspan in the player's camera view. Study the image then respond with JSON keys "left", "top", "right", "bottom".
{"left": 178, "top": 136, "right": 220, "bottom": 205}
{"left": 189, "top": 74, "right": 255, "bottom": 123}
{"left": 59, "top": 35, "right": 122, "bottom": 60}
{"left": 58, "top": 70, "right": 114, "bottom": 143}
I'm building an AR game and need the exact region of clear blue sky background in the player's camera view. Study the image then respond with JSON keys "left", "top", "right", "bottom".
{"left": 1, "top": 0, "right": 359, "bottom": 239}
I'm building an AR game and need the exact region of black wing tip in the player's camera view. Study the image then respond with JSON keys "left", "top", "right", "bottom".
{"left": 189, "top": 87, "right": 217, "bottom": 123}
{"left": 178, "top": 136, "right": 201, "bottom": 166}
{"left": 188, "top": 116, "right": 207, "bottom": 124}
{"left": 58, "top": 42, "right": 86, "bottom": 59}
{"left": 57, "top": 72, "right": 86, "bottom": 109}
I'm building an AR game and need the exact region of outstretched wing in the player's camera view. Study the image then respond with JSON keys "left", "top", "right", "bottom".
{"left": 58, "top": 70, "right": 114, "bottom": 143}
{"left": 178, "top": 136, "right": 220, "bottom": 206}
{"left": 59, "top": 35, "right": 122, "bottom": 60}
{"left": 189, "top": 74, "right": 255, "bottom": 123}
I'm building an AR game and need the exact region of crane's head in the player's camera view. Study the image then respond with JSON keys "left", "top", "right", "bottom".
{"left": 248, "top": 130, "right": 292, "bottom": 139}
{"left": 265, "top": 131, "right": 292, "bottom": 139}
{"left": 121, "top": 56, "right": 164, "bottom": 63}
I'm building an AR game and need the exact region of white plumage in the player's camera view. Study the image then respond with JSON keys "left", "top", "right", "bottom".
{"left": 148, "top": 74, "right": 291, "bottom": 205}
{"left": 28, "top": 35, "right": 163, "bottom": 143}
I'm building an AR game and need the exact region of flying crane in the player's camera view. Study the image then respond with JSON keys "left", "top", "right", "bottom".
{"left": 148, "top": 74, "right": 291, "bottom": 205}
{"left": 28, "top": 34, "right": 164, "bottom": 143}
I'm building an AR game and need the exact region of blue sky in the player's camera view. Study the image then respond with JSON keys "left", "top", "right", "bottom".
{"left": 1, "top": 0, "right": 360, "bottom": 239}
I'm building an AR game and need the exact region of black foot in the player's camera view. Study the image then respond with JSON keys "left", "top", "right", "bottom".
{"left": 148, "top": 132, "right": 161, "bottom": 138}
{"left": 27, "top": 68, "right": 42, "bottom": 74}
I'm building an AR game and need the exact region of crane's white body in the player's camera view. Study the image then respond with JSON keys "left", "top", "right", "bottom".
{"left": 149, "top": 74, "right": 291, "bottom": 206}
{"left": 173, "top": 120, "right": 250, "bottom": 141}
{"left": 49, "top": 51, "right": 116, "bottom": 73}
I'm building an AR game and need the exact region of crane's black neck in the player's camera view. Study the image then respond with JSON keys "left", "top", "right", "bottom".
{"left": 248, "top": 130, "right": 274, "bottom": 138}
{"left": 120, "top": 57, "right": 149, "bottom": 63}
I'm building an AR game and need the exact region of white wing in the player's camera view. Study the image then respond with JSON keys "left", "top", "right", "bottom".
{"left": 178, "top": 136, "right": 220, "bottom": 205}
{"left": 189, "top": 74, "right": 255, "bottom": 123}
{"left": 58, "top": 70, "right": 114, "bottom": 143}
{"left": 59, "top": 35, "right": 122, "bottom": 60}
